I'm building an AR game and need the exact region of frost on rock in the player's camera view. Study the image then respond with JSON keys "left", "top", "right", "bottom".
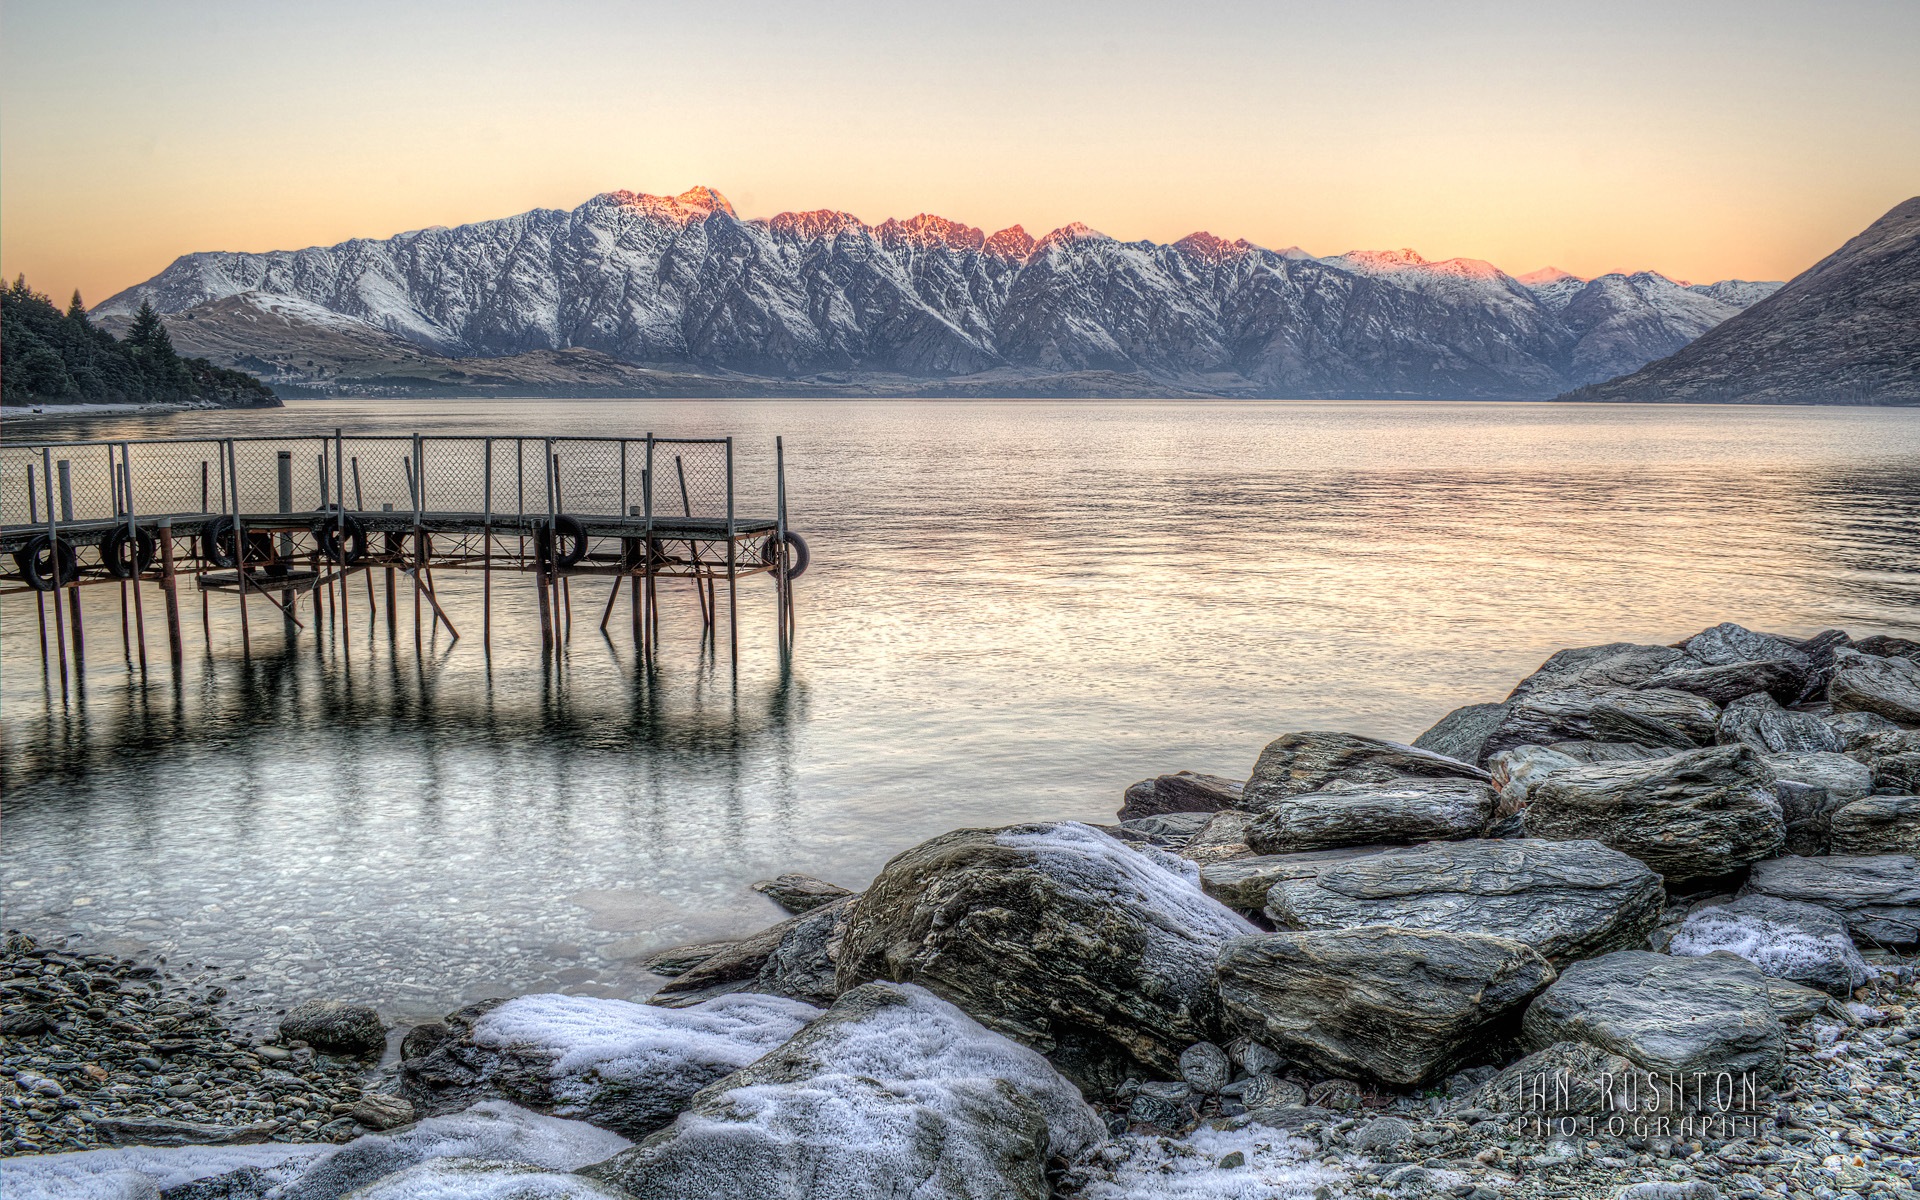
{"left": 838, "top": 822, "right": 1255, "bottom": 1085}
{"left": 466, "top": 992, "right": 817, "bottom": 1131}
{"left": 585, "top": 982, "right": 1104, "bottom": 1200}
{"left": 334, "top": 1156, "right": 634, "bottom": 1200}
{"left": 1063, "top": 1125, "right": 1351, "bottom": 1199}
{"left": 0, "top": 1143, "right": 330, "bottom": 1200}
{"left": 1669, "top": 895, "right": 1873, "bottom": 997}
{"left": 275, "top": 1101, "right": 630, "bottom": 1200}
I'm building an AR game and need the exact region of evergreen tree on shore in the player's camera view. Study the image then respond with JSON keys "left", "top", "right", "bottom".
{"left": 1, "top": 277, "right": 275, "bottom": 408}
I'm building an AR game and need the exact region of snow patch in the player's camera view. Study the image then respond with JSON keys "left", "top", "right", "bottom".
{"left": 0, "top": 1144, "right": 328, "bottom": 1200}
{"left": 1068, "top": 1125, "right": 1352, "bottom": 1199}
{"left": 1670, "top": 901, "right": 1871, "bottom": 995}
{"left": 996, "top": 821, "right": 1258, "bottom": 944}
{"left": 469, "top": 992, "right": 817, "bottom": 1112}
{"left": 332, "top": 1156, "right": 630, "bottom": 1200}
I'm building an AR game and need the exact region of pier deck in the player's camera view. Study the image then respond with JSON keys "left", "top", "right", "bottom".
{"left": 1, "top": 431, "right": 801, "bottom": 694}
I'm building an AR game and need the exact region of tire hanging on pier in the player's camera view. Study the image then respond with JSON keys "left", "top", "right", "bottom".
{"left": 312, "top": 512, "right": 368, "bottom": 564}
{"left": 19, "top": 534, "right": 79, "bottom": 592}
{"left": 101, "top": 526, "right": 157, "bottom": 579}
{"left": 770, "top": 529, "right": 809, "bottom": 579}
{"left": 535, "top": 514, "right": 587, "bottom": 569}
{"left": 200, "top": 516, "right": 273, "bottom": 570}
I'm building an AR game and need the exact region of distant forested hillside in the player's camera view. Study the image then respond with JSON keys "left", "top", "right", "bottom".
{"left": 1, "top": 276, "right": 277, "bottom": 408}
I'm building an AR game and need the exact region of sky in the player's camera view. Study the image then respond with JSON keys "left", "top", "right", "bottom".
{"left": 3, "top": 0, "right": 1916, "bottom": 305}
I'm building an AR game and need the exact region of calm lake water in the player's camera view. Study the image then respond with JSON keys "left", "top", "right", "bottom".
{"left": 4, "top": 399, "right": 1917, "bottom": 1032}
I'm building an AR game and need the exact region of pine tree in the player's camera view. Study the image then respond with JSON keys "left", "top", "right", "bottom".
{"left": 125, "top": 299, "right": 175, "bottom": 356}
{"left": 67, "top": 290, "right": 87, "bottom": 321}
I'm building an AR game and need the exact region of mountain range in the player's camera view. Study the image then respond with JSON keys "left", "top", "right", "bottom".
{"left": 1564, "top": 196, "right": 1919, "bottom": 405}
{"left": 94, "top": 188, "right": 1782, "bottom": 401}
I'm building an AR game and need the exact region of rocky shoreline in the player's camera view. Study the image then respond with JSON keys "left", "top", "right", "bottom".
{"left": 6, "top": 622, "right": 1920, "bottom": 1199}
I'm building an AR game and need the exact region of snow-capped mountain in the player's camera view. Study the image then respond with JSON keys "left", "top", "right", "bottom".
{"left": 95, "top": 188, "right": 1781, "bottom": 399}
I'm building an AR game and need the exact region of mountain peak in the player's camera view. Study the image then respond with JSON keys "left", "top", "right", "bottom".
{"left": 595, "top": 186, "right": 736, "bottom": 224}
{"left": 1517, "top": 267, "right": 1582, "bottom": 285}
{"left": 986, "top": 226, "right": 1036, "bottom": 259}
{"left": 769, "top": 209, "right": 868, "bottom": 240}
{"left": 877, "top": 214, "right": 986, "bottom": 252}
{"left": 1034, "top": 222, "right": 1110, "bottom": 252}
{"left": 1174, "top": 232, "right": 1253, "bottom": 262}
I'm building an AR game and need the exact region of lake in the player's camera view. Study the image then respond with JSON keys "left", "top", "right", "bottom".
{"left": 3, "top": 399, "right": 1917, "bottom": 1031}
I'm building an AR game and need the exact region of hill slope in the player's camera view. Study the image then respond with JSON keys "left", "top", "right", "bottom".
{"left": 1560, "top": 197, "right": 1920, "bottom": 405}
{"left": 94, "top": 189, "right": 1778, "bottom": 401}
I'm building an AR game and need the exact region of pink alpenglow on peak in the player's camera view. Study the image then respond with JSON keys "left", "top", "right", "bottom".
{"left": 1517, "top": 266, "right": 1585, "bottom": 286}
{"left": 985, "top": 225, "right": 1037, "bottom": 259}
{"left": 1033, "top": 222, "right": 1111, "bottom": 253}
{"left": 595, "top": 186, "right": 737, "bottom": 224}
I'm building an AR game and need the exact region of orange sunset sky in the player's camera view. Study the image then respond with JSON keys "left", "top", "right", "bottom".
{"left": 3, "top": 0, "right": 1916, "bottom": 305}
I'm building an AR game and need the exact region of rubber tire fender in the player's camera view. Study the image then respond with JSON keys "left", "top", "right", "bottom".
{"left": 778, "top": 529, "right": 809, "bottom": 579}
{"left": 313, "top": 514, "right": 368, "bottom": 565}
{"left": 102, "top": 526, "right": 157, "bottom": 579}
{"left": 536, "top": 514, "right": 588, "bottom": 569}
{"left": 22, "top": 534, "right": 79, "bottom": 592}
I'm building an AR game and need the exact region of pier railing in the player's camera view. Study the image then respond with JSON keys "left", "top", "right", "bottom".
{"left": 1, "top": 430, "right": 801, "bottom": 695}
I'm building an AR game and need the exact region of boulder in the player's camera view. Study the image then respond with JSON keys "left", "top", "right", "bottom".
{"left": 1482, "top": 689, "right": 1721, "bottom": 760}
{"left": 1875, "top": 752, "right": 1920, "bottom": 794}
{"left": 1175, "top": 809, "right": 1259, "bottom": 864}
{"left": 582, "top": 983, "right": 1103, "bottom": 1200}
{"left": 278, "top": 1000, "right": 387, "bottom": 1057}
{"left": 1716, "top": 693, "right": 1843, "bottom": 755}
{"left": 1825, "top": 709, "right": 1910, "bottom": 752}
{"left": 1521, "top": 745, "right": 1785, "bottom": 884}
{"left": 1261, "top": 839, "right": 1663, "bottom": 965}
{"left": 1488, "top": 745, "right": 1581, "bottom": 814}
{"left": 1765, "top": 751, "right": 1875, "bottom": 855}
{"left": 1668, "top": 895, "right": 1872, "bottom": 997}
{"left": 1851, "top": 633, "right": 1920, "bottom": 664}
{"left": 1467, "top": 1040, "right": 1654, "bottom": 1116}
{"left": 1214, "top": 928, "right": 1555, "bottom": 1087}
{"left": 750, "top": 873, "right": 852, "bottom": 914}
{"left": 1245, "top": 778, "right": 1494, "bottom": 854}
{"left": 1241, "top": 732, "right": 1488, "bottom": 813}
{"left": 1643, "top": 659, "right": 1806, "bottom": 706}
{"left": 1829, "top": 795, "right": 1920, "bottom": 854}
{"left": 1742, "top": 855, "right": 1920, "bottom": 947}
{"left": 1506, "top": 642, "right": 1703, "bottom": 700}
{"left": 398, "top": 993, "right": 816, "bottom": 1135}
{"left": 1112, "top": 811, "right": 1216, "bottom": 846}
{"left": 274, "top": 1100, "right": 631, "bottom": 1200}
{"left": 1411, "top": 702, "right": 1510, "bottom": 767}
{"left": 637, "top": 939, "right": 741, "bottom": 978}
{"left": 1682, "top": 623, "right": 1812, "bottom": 673}
{"left": 349, "top": 1093, "right": 415, "bottom": 1131}
{"left": 650, "top": 894, "right": 855, "bottom": 1007}
{"left": 1760, "top": 977, "right": 1837, "bottom": 1023}
{"left": 835, "top": 822, "right": 1255, "bottom": 1081}
{"left": 1199, "top": 845, "right": 1395, "bottom": 910}
{"left": 1830, "top": 647, "right": 1920, "bottom": 725}
{"left": 1118, "top": 771, "right": 1245, "bottom": 821}
{"left": 1549, "top": 741, "right": 1674, "bottom": 764}
{"left": 1520, "top": 951, "right": 1786, "bottom": 1080}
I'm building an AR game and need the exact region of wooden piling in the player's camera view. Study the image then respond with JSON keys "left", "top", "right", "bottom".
{"left": 56, "top": 460, "right": 85, "bottom": 668}
{"left": 157, "top": 519, "right": 184, "bottom": 667}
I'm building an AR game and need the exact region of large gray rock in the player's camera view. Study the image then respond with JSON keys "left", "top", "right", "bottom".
{"left": 1506, "top": 642, "right": 1704, "bottom": 701}
{"left": 1851, "top": 634, "right": 1920, "bottom": 664}
{"left": 1874, "top": 752, "right": 1920, "bottom": 794}
{"left": 1488, "top": 745, "right": 1582, "bottom": 814}
{"left": 274, "top": 1100, "right": 631, "bottom": 1200}
{"left": 1520, "top": 951, "right": 1786, "bottom": 1080}
{"left": 1765, "top": 750, "right": 1875, "bottom": 855}
{"left": 1549, "top": 741, "right": 1674, "bottom": 764}
{"left": 1411, "top": 702, "right": 1510, "bottom": 767}
{"left": 651, "top": 894, "right": 855, "bottom": 1008}
{"left": 1829, "top": 795, "right": 1920, "bottom": 855}
{"left": 1669, "top": 894, "right": 1871, "bottom": 997}
{"left": 1830, "top": 647, "right": 1920, "bottom": 725}
{"left": 1214, "top": 928, "right": 1555, "bottom": 1088}
{"left": 278, "top": 1000, "right": 386, "bottom": 1057}
{"left": 1482, "top": 689, "right": 1721, "bottom": 760}
{"left": 1114, "top": 811, "right": 1216, "bottom": 847}
{"left": 1682, "top": 622, "right": 1812, "bottom": 674}
{"left": 1742, "top": 855, "right": 1920, "bottom": 947}
{"left": 1244, "top": 777, "right": 1494, "bottom": 853}
{"left": 1174, "top": 809, "right": 1260, "bottom": 865}
{"left": 1643, "top": 658, "right": 1806, "bottom": 706}
{"left": 1199, "top": 845, "right": 1394, "bottom": 910}
{"left": 582, "top": 983, "right": 1103, "bottom": 1200}
{"left": 1261, "top": 839, "right": 1663, "bottom": 965}
{"left": 751, "top": 873, "right": 852, "bottom": 914}
{"left": 1522, "top": 745, "right": 1785, "bottom": 884}
{"left": 397, "top": 993, "right": 817, "bottom": 1135}
{"left": 1241, "top": 732, "right": 1488, "bottom": 813}
{"left": 835, "top": 822, "right": 1255, "bottom": 1081}
{"left": 1825, "top": 709, "right": 1911, "bottom": 752}
{"left": 1716, "top": 693, "right": 1843, "bottom": 754}
{"left": 1118, "top": 771, "right": 1245, "bottom": 821}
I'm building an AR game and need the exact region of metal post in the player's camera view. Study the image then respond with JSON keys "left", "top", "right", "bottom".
{"left": 41, "top": 449, "right": 68, "bottom": 697}
{"left": 775, "top": 435, "right": 789, "bottom": 654}
{"left": 26, "top": 464, "right": 48, "bottom": 669}
{"left": 725, "top": 437, "right": 738, "bottom": 664}
{"left": 334, "top": 431, "right": 350, "bottom": 653}
{"left": 643, "top": 435, "right": 655, "bottom": 662}
{"left": 537, "top": 439, "right": 554, "bottom": 655}
{"left": 200, "top": 457, "right": 212, "bottom": 650}
{"left": 158, "top": 518, "right": 184, "bottom": 667}
{"left": 112, "top": 447, "right": 131, "bottom": 665}
{"left": 57, "top": 459, "right": 84, "bottom": 669}
{"left": 405, "top": 453, "right": 422, "bottom": 653}
{"left": 120, "top": 451, "right": 148, "bottom": 671}
{"left": 482, "top": 438, "right": 493, "bottom": 659}
{"left": 277, "top": 450, "right": 296, "bottom": 638}
{"left": 227, "top": 440, "right": 252, "bottom": 656}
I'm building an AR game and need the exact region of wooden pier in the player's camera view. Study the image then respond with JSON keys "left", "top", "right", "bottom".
{"left": 0, "top": 432, "right": 805, "bottom": 696}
